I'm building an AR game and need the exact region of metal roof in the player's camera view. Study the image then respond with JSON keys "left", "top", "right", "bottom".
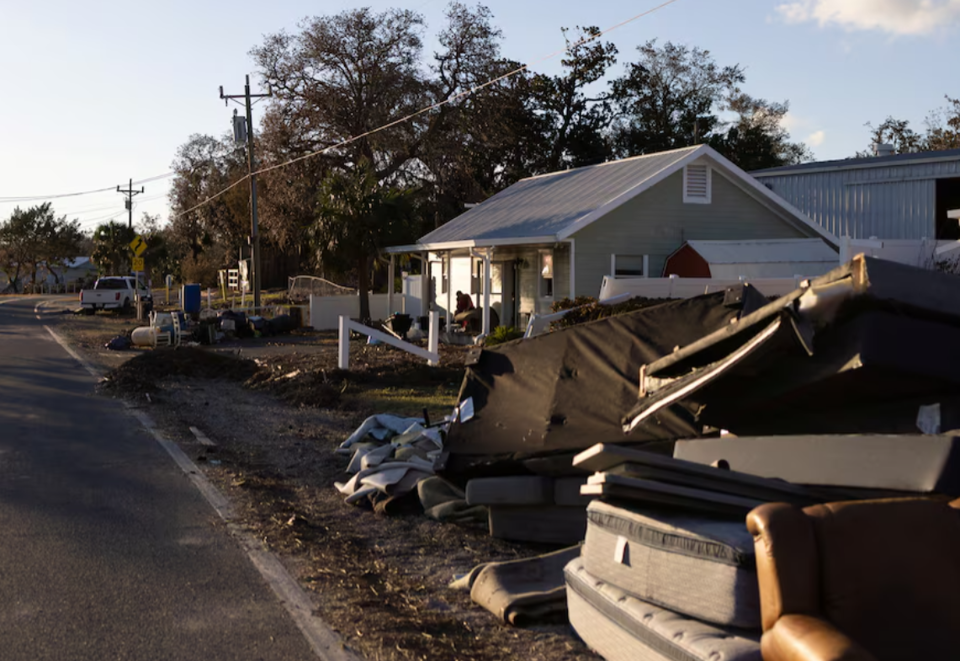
{"left": 394, "top": 144, "right": 838, "bottom": 253}
{"left": 416, "top": 146, "right": 699, "bottom": 246}
{"left": 752, "top": 148, "right": 960, "bottom": 177}
{"left": 685, "top": 239, "right": 838, "bottom": 265}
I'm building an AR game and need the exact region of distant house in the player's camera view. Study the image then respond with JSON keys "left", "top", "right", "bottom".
{"left": 754, "top": 148, "right": 960, "bottom": 240}
{"left": 388, "top": 144, "right": 837, "bottom": 332}
{"left": 663, "top": 239, "right": 838, "bottom": 279}
{"left": 2, "top": 257, "right": 98, "bottom": 291}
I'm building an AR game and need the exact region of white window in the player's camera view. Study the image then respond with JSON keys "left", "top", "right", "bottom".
{"left": 612, "top": 255, "right": 647, "bottom": 277}
{"left": 539, "top": 251, "right": 554, "bottom": 298}
{"left": 683, "top": 163, "right": 712, "bottom": 204}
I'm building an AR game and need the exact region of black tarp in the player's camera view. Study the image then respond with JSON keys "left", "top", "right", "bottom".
{"left": 443, "top": 287, "right": 765, "bottom": 472}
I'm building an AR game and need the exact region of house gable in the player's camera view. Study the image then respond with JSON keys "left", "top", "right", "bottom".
{"left": 570, "top": 169, "right": 812, "bottom": 295}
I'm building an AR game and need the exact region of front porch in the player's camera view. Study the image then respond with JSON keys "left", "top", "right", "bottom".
{"left": 386, "top": 242, "right": 574, "bottom": 337}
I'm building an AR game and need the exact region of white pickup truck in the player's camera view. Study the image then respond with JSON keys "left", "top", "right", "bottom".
{"left": 80, "top": 276, "right": 152, "bottom": 314}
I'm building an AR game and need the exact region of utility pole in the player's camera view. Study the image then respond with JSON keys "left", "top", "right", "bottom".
{"left": 220, "top": 75, "right": 271, "bottom": 312}
{"left": 117, "top": 178, "right": 144, "bottom": 229}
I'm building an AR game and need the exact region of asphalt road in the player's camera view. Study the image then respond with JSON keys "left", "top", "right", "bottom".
{"left": 0, "top": 297, "right": 317, "bottom": 660}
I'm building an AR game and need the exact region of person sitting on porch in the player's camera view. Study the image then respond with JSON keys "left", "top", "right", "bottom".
{"left": 455, "top": 291, "right": 474, "bottom": 314}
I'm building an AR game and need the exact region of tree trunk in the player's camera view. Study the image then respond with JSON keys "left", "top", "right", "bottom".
{"left": 357, "top": 250, "right": 371, "bottom": 323}
{"left": 10, "top": 264, "right": 22, "bottom": 293}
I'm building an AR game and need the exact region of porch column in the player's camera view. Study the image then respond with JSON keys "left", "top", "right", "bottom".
{"left": 420, "top": 252, "right": 430, "bottom": 315}
{"left": 482, "top": 249, "right": 492, "bottom": 335}
{"left": 568, "top": 239, "right": 576, "bottom": 299}
{"left": 445, "top": 253, "right": 452, "bottom": 332}
{"left": 387, "top": 254, "right": 396, "bottom": 315}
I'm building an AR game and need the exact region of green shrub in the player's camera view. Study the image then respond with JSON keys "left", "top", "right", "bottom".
{"left": 485, "top": 325, "right": 525, "bottom": 347}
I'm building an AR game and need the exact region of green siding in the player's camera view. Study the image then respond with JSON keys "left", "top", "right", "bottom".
{"left": 571, "top": 168, "right": 811, "bottom": 297}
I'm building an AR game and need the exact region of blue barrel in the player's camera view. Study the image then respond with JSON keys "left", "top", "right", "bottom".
{"left": 181, "top": 284, "right": 201, "bottom": 315}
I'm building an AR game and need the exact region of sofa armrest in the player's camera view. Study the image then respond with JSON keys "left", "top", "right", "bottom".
{"left": 747, "top": 503, "right": 821, "bottom": 631}
{"left": 762, "top": 615, "right": 877, "bottom": 661}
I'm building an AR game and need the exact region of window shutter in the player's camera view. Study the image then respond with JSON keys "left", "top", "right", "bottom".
{"left": 684, "top": 164, "right": 711, "bottom": 204}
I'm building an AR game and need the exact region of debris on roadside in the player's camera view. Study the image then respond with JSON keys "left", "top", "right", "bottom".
{"left": 104, "top": 334, "right": 131, "bottom": 351}
{"left": 334, "top": 414, "right": 451, "bottom": 513}
{"left": 98, "top": 347, "right": 258, "bottom": 394}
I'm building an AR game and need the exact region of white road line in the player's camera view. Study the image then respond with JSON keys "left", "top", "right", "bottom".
{"left": 43, "top": 324, "right": 357, "bottom": 661}
{"left": 0, "top": 296, "right": 36, "bottom": 306}
{"left": 189, "top": 426, "right": 217, "bottom": 447}
{"left": 44, "top": 325, "right": 102, "bottom": 379}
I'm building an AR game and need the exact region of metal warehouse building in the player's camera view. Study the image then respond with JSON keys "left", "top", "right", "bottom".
{"left": 753, "top": 148, "right": 960, "bottom": 240}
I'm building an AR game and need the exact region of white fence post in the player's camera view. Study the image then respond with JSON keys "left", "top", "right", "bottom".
{"left": 428, "top": 310, "right": 439, "bottom": 366}
{"left": 338, "top": 315, "right": 350, "bottom": 370}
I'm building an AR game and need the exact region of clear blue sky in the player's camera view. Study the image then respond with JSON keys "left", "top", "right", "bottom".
{"left": 1, "top": 0, "right": 957, "bottom": 233}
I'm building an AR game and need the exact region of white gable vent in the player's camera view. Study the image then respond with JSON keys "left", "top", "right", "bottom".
{"left": 683, "top": 163, "right": 711, "bottom": 204}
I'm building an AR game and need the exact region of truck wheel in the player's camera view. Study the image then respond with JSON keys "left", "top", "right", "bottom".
{"left": 122, "top": 297, "right": 131, "bottom": 312}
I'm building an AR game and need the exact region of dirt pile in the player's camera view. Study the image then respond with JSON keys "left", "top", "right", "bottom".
{"left": 99, "top": 347, "right": 259, "bottom": 394}
{"left": 247, "top": 341, "right": 466, "bottom": 410}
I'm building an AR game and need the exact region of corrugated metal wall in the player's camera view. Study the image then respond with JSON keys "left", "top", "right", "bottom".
{"left": 757, "top": 160, "right": 960, "bottom": 239}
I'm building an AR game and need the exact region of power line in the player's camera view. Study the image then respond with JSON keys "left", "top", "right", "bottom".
{"left": 0, "top": 185, "right": 117, "bottom": 203}
{"left": 0, "top": 171, "right": 174, "bottom": 204}
{"left": 174, "top": 0, "right": 683, "bottom": 220}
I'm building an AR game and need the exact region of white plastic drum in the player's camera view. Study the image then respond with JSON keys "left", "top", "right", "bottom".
{"left": 131, "top": 326, "right": 158, "bottom": 347}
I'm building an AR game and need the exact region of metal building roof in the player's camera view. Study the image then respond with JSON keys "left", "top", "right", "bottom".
{"left": 752, "top": 148, "right": 960, "bottom": 176}
{"left": 685, "top": 239, "right": 838, "bottom": 265}
{"left": 402, "top": 145, "right": 836, "bottom": 252}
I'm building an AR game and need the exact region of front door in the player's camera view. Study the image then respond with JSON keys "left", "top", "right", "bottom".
{"left": 497, "top": 261, "right": 519, "bottom": 327}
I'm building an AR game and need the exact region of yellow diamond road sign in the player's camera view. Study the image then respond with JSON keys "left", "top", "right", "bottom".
{"left": 130, "top": 235, "right": 147, "bottom": 257}
{"left": 132, "top": 257, "right": 144, "bottom": 272}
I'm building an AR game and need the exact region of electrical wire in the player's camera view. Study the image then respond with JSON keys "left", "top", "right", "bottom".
{"left": 0, "top": 171, "right": 174, "bottom": 205}
{"left": 0, "top": 186, "right": 117, "bottom": 203}
{"left": 173, "top": 0, "right": 683, "bottom": 219}
{"left": 132, "top": 172, "right": 175, "bottom": 185}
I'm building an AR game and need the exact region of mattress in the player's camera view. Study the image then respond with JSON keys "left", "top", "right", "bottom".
{"left": 583, "top": 500, "right": 760, "bottom": 628}
{"left": 566, "top": 558, "right": 761, "bottom": 661}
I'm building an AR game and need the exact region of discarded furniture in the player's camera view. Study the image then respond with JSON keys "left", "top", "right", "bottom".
{"left": 459, "top": 546, "right": 580, "bottom": 626}
{"left": 674, "top": 435, "right": 960, "bottom": 495}
{"left": 565, "top": 557, "right": 761, "bottom": 661}
{"left": 626, "top": 256, "right": 960, "bottom": 438}
{"left": 575, "top": 443, "right": 821, "bottom": 506}
{"left": 583, "top": 500, "right": 761, "bottom": 628}
{"left": 445, "top": 286, "right": 766, "bottom": 474}
{"left": 747, "top": 498, "right": 960, "bottom": 661}
{"left": 466, "top": 475, "right": 591, "bottom": 544}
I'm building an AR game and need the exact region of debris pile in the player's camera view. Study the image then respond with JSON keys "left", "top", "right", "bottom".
{"left": 333, "top": 414, "right": 452, "bottom": 514}
{"left": 99, "top": 347, "right": 258, "bottom": 394}
{"left": 329, "top": 256, "right": 960, "bottom": 659}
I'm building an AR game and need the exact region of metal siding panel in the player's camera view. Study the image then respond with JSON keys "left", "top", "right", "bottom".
{"left": 759, "top": 159, "right": 955, "bottom": 239}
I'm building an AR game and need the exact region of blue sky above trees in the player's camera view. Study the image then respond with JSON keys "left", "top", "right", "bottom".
{"left": 0, "top": 0, "right": 956, "bottom": 230}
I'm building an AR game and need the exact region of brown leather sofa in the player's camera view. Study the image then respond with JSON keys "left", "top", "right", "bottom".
{"left": 746, "top": 498, "right": 960, "bottom": 661}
